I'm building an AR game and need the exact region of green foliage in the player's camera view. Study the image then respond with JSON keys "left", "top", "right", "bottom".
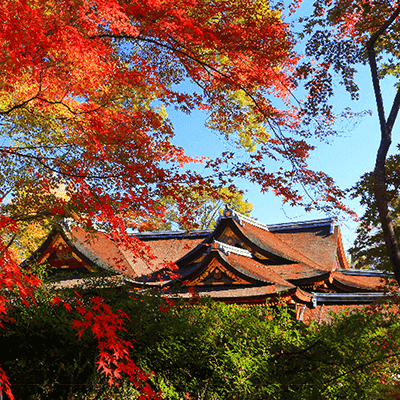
{"left": 348, "top": 147, "right": 400, "bottom": 270}
{"left": 2, "top": 282, "right": 400, "bottom": 399}
{"left": 0, "top": 292, "right": 96, "bottom": 399}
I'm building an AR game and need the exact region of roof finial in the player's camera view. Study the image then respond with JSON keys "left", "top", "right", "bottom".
{"left": 223, "top": 207, "right": 232, "bottom": 217}
{"left": 223, "top": 208, "right": 270, "bottom": 231}
{"left": 61, "top": 218, "right": 72, "bottom": 232}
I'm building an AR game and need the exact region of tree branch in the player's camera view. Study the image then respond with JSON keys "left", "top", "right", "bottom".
{"left": 367, "top": 5, "right": 400, "bottom": 283}
{"left": 387, "top": 86, "right": 400, "bottom": 133}
{"left": 366, "top": 5, "right": 400, "bottom": 49}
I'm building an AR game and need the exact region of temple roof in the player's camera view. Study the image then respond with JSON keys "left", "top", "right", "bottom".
{"left": 23, "top": 209, "right": 396, "bottom": 311}
{"left": 330, "top": 270, "right": 388, "bottom": 292}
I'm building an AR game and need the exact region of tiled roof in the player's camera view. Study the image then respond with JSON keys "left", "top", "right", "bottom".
{"left": 174, "top": 284, "right": 314, "bottom": 304}
{"left": 121, "top": 234, "right": 206, "bottom": 277}
{"left": 237, "top": 219, "right": 327, "bottom": 271}
{"left": 24, "top": 213, "right": 394, "bottom": 314}
{"left": 65, "top": 227, "right": 207, "bottom": 280}
{"left": 271, "top": 221, "right": 340, "bottom": 271}
{"left": 173, "top": 246, "right": 294, "bottom": 287}
{"left": 223, "top": 251, "right": 295, "bottom": 287}
{"left": 135, "top": 230, "right": 211, "bottom": 240}
{"left": 67, "top": 226, "right": 134, "bottom": 276}
{"left": 229, "top": 214, "right": 342, "bottom": 271}
{"left": 52, "top": 275, "right": 125, "bottom": 290}
{"left": 331, "top": 271, "right": 390, "bottom": 292}
{"left": 265, "top": 263, "right": 330, "bottom": 282}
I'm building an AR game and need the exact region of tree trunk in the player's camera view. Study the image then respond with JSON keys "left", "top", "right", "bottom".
{"left": 374, "top": 140, "right": 400, "bottom": 283}
{"left": 367, "top": 8, "right": 400, "bottom": 283}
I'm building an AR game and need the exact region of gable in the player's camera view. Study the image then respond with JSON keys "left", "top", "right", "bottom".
{"left": 213, "top": 218, "right": 301, "bottom": 265}
{"left": 22, "top": 212, "right": 393, "bottom": 323}
{"left": 27, "top": 231, "right": 92, "bottom": 273}
{"left": 184, "top": 256, "right": 252, "bottom": 286}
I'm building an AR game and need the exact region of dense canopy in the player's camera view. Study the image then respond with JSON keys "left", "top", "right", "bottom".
{"left": 2, "top": 0, "right": 392, "bottom": 397}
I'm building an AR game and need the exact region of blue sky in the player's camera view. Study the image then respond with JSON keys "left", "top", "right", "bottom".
{"left": 162, "top": 0, "right": 400, "bottom": 254}
{"left": 167, "top": 61, "right": 399, "bottom": 253}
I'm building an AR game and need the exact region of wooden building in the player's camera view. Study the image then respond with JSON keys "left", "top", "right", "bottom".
{"left": 24, "top": 209, "right": 393, "bottom": 323}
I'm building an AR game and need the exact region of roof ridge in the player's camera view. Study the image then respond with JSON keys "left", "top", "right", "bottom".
{"left": 63, "top": 226, "right": 128, "bottom": 277}
{"left": 221, "top": 208, "right": 270, "bottom": 232}
{"left": 219, "top": 209, "right": 338, "bottom": 233}
{"left": 267, "top": 217, "right": 337, "bottom": 232}
{"left": 133, "top": 230, "right": 212, "bottom": 239}
{"left": 212, "top": 241, "right": 297, "bottom": 287}
{"left": 222, "top": 213, "right": 331, "bottom": 272}
{"left": 213, "top": 240, "right": 253, "bottom": 258}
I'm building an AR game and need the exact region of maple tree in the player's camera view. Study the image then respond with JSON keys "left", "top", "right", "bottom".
{"left": 0, "top": 0, "right": 357, "bottom": 397}
{"left": 300, "top": 1, "right": 400, "bottom": 281}
{"left": 0, "top": 0, "right": 348, "bottom": 243}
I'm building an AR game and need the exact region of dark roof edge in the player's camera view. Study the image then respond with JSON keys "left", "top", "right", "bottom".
{"left": 132, "top": 229, "right": 212, "bottom": 240}
{"left": 20, "top": 225, "right": 62, "bottom": 267}
{"left": 128, "top": 216, "right": 337, "bottom": 239}
{"left": 337, "top": 268, "right": 394, "bottom": 277}
{"left": 311, "top": 292, "right": 390, "bottom": 307}
{"left": 266, "top": 217, "right": 337, "bottom": 232}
